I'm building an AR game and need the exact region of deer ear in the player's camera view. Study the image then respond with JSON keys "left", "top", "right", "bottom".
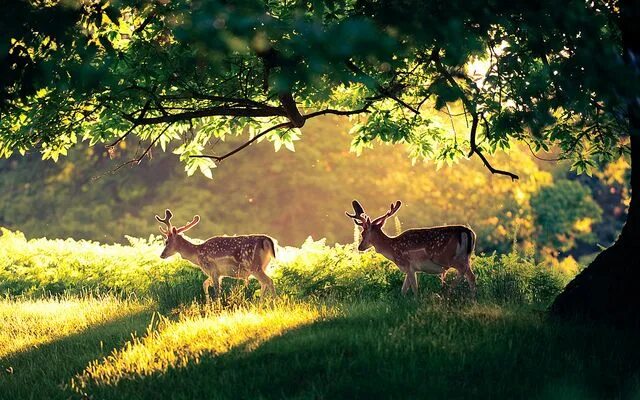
{"left": 171, "top": 227, "right": 177, "bottom": 235}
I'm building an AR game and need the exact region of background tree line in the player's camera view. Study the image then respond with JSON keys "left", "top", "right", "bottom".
{"left": 0, "top": 116, "right": 626, "bottom": 264}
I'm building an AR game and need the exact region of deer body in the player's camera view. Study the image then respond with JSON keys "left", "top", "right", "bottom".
{"left": 347, "top": 201, "right": 476, "bottom": 297}
{"left": 155, "top": 210, "right": 276, "bottom": 300}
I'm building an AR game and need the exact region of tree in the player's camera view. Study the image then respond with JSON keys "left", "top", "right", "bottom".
{"left": 1, "top": 0, "right": 638, "bottom": 325}
{"left": 531, "top": 180, "right": 602, "bottom": 253}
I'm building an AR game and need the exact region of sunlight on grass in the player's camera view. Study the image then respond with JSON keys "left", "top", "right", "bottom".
{"left": 0, "top": 296, "right": 150, "bottom": 359}
{"left": 72, "top": 301, "right": 332, "bottom": 391}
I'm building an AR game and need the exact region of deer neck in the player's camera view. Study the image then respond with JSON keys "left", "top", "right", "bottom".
{"left": 176, "top": 235, "right": 200, "bottom": 265}
{"left": 371, "top": 229, "right": 396, "bottom": 261}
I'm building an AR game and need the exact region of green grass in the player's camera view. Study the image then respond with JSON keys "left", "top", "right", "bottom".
{"left": 1, "top": 229, "right": 574, "bottom": 308}
{"left": 0, "top": 230, "right": 637, "bottom": 399}
{"left": 1, "top": 296, "right": 639, "bottom": 400}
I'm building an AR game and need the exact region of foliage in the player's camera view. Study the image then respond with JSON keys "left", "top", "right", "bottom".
{"left": 531, "top": 180, "right": 603, "bottom": 252}
{"left": 1, "top": 229, "right": 574, "bottom": 307}
{"left": 0, "top": 117, "right": 615, "bottom": 257}
{"left": 0, "top": 0, "right": 635, "bottom": 182}
{"left": 0, "top": 228, "right": 202, "bottom": 308}
{"left": 277, "top": 237, "right": 572, "bottom": 306}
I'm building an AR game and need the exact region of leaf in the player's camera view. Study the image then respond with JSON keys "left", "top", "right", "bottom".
{"left": 200, "top": 164, "right": 213, "bottom": 179}
{"left": 105, "top": 7, "right": 121, "bottom": 24}
{"left": 284, "top": 140, "right": 295, "bottom": 152}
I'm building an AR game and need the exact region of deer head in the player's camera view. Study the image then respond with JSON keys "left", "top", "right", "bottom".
{"left": 155, "top": 209, "right": 200, "bottom": 259}
{"left": 346, "top": 200, "right": 402, "bottom": 251}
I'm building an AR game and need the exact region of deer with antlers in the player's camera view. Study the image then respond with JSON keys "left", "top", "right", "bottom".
{"left": 346, "top": 200, "right": 477, "bottom": 297}
{"left": 155, "top": 209, "right": 276, "bottom": 300}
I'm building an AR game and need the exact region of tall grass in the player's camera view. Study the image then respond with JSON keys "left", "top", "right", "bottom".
{"left": 1, "top": 229, "right": 576, "bottom": 307}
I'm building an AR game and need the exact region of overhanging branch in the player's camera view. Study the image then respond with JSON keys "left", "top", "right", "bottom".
{"left": 190, "top": 104, "right": 370, "bottom": 163}
{"left": 432, "top": 50, "right": 519, "bottom": 181}
{"left": 121, "top": 105, "right": 287, "bottom": 125}
{"left": 107, "top": 122, "right": 173, "bottom": 175}
{"left": 191, "top": 121, "right": 292, "bottom": 162}
{"left": 469, "top": 114, "right": 519, "bottom": 181}
{"left": 278, "top": 92, "right": 306, "bottom": 127}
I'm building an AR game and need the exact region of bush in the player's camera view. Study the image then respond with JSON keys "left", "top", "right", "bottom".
{"left": 0, "top": 228, "right": 203, "bottom": 307}
{"left": 473, "top": 251, "right": 569, "bottom": 305}
{"left": 0, "top": 229, "right": 575, "bottom": 307}
{"left": 274, "top": 237, "right": 573, "bottom": 306}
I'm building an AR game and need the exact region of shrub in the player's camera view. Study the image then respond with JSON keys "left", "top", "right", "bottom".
{"left": 0, "top": 229, "right": 575, "bottom": 307}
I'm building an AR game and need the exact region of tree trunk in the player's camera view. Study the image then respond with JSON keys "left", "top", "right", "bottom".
{"left": 549, "top": 0, "right": 640, "bottom": 327}
{"left": 549, "top": 136, "right": 640, "bottom": 328}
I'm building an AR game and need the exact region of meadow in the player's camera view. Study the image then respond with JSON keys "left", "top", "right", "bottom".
{"left": 1, "top": 228, "right": 638, "bottom": 399}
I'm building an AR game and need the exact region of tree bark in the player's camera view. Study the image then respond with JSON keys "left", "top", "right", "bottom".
{"left": 549, "top": 0, "right": 640, "bottom": 327}
{"left": 549, "top": 135, "right": 640, "bottom": 327}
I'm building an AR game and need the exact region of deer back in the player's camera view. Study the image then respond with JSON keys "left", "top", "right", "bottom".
{"left": 198, "top": 235, "right": 274, "bottom": 269}
{"left": 391, "top": 225, "right": 474, "bottom": 259}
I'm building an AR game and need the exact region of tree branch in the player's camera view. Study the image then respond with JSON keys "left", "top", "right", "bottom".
{"left": 190, "top": 104, "right": 371, "bottom": 163}
{"left": 278, "top": 92, "right": 306, "bottom": 127}
{"left": 432, "top": 50, "right": 519, "bottom": 181}
{"left": 110, "top": 123, "right": 172, "bottom": 173}
{"left": 345, "top": 61, "right": 420, "bottom": 114}
{"left": 190, "top": 121, "right": 292, "bottom": 162}
{"left": 107, "top": 97, "right": 155, "bottom": 149}
{"left": 469, "top": 114, "right": 519, "bottom": 180}
{"left": 473, "top": 146, "right": 520, "bottom": 181}
{"left": 121, "top": 105, "right": 287, "bottom": 125}
{"left": 133, "top": 12, "right": 155, "bottom": 35}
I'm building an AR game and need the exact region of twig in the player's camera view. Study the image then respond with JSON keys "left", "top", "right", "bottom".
{"left": 432, "top": 50, "right": 519, "bottom": 180}
{"left": 190, "top": 105, "right": 371, "bottom": 163}
{"left": 190, "top": 121, "right": 292, "bottom": 162}
{"left": 523, "top": 139, "right": 563, "bottom": 162}
{"left": 110, "top": 123, "right": 172, "bottom": 173}
{"left": 345, "top": 61, "right": 420, "bottom": 115}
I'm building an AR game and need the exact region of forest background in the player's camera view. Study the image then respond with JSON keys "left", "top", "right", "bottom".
{"left": 0, "top": 115, "right": 628, "bottom": 268}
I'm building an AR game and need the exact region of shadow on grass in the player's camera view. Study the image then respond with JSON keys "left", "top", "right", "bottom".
{"left": 0, "top": 309, "right": 154, "bottom": 400}
{"left": 76, "top": 302, "right": 640, "bottom": 400}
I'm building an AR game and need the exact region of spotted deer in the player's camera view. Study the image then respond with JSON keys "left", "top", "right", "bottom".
{"left": 346, "top": 200, "right": 476, "bottom": 297}
{"left": 155, "top": 209, "right": 276, "bottom": 300}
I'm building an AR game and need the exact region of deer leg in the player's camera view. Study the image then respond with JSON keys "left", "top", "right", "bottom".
{"left": 407, "top": 270, "right": 419, "bottom": 296}
{"left": 254, "top": 270, "right": 276, "bottom": 297}
{"left": 452, "top": 259, "right": 476, "bottom": 298}
{"left": 258, "top": 253, "right": 275, "bottom": 295}
{"left": 463, "top": 261, "right": 477, "bottom": 299}
{"left": 203, "top": 277, "right": 213, "bottom": 303}
{"left": 210, "top": 272, "right": 221, "bottom": 299}
{"left": 401, "top": 274, "right": 411, "bottom": 295}
{"left": 441, "top": 269, "right": 456, "bottom": 298}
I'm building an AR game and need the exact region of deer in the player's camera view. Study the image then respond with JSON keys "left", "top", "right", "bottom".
{"left": 346, "top": 200, "right": 477, "bottom": 297}
{"left": 155, "top": 209, "right": 276, "bottom": 301}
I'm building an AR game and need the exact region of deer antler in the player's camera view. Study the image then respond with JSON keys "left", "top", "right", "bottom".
{"left": 176, "top": 215, "right": 200, "bottom": 234}
{"left": 346, "top": 200, "right": 370, "bottom": 226}
{"left": 155, "top": 209, "right": 173, "bottom": 236}
{"left": 372, "top": 200, "right": 402, "bottom": 226}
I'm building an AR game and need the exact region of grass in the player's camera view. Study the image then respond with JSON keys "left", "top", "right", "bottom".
{"left": 1, "top": 296, "right": 639, "bottom": 400}
{"left": 0, "top": 230, "right": 637, "bottom": 399}
{"left": 0, "top": 295, "right": 154, "bottom": 399}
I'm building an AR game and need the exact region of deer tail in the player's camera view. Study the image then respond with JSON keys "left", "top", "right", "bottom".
{"left": 263, "top": 237, "right": 277, "bottom": 259}
{"left": 466, "top": 228, "right": 476, "bottom": 256}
